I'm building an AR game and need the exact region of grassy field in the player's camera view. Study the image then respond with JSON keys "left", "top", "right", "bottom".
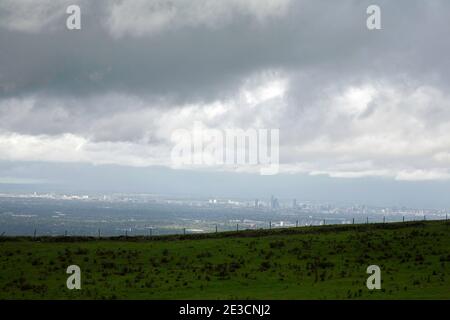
{"left": 0, "top": 220, "right": 449, "bottom": 299}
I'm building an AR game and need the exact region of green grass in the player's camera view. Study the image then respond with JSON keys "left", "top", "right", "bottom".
{"left": 0, "top": 221, "right": 449, "bottom": 299}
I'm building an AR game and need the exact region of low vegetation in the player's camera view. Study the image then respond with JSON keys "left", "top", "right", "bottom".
{"left": 0, "top": 221, "right": 448, "bottom": 299}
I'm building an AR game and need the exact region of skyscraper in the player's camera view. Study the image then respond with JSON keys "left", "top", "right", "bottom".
{"left": 270, "top": 195, "right": 279, "bottom": 209}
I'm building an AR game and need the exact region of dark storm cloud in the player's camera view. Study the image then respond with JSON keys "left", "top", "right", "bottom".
{"left": 1, "top": 0, "right": 450, "bottom": 181}
{"left": 0, "top": 0, "right": 292, "bottom": 101}
{"left": 0, "top": 0, "right": 448, "bottom": 101}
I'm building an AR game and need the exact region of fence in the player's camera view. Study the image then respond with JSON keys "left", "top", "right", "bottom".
{"left": 2, "top": 214, "right": 448, "bottom": 238}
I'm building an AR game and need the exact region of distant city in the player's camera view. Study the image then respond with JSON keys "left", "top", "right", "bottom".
{"left": 0, "top": 192, "right": 448, "bottom": 237}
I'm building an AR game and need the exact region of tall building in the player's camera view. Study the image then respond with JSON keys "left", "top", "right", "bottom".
{"left": 254, "top": 199, "right": 259, "bottom": 208}
{"left": 292, "top": 198, "right": 297, "bottom": 208}
{"left": 270, "top": 195, "right": 279, "bottom": 209}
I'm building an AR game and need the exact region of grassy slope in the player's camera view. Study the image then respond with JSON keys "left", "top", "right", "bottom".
{"left": 0, "top": 221, "right": 449, "bottom": 299}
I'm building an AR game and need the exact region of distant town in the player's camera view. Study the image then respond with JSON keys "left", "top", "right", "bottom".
{"left": 1, "top": 191, "right": 447, "bottom": 224}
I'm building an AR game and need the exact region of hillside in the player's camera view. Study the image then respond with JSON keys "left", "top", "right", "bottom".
{"left": 0, "top": 221, "right": 449, "bottom": 299}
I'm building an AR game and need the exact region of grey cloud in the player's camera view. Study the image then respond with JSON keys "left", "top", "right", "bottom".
{"left": 1, "top": 0, "right": 448, "bottom": 101}
{"left": 1, "top": 0, "right": 450, "bottom": 181}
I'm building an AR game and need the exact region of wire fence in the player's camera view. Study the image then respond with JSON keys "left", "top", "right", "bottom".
{"left": 2, "top": 214, "right": 448, "bottom": 238}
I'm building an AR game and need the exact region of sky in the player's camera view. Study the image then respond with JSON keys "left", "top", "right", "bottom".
{"left": 1, "top": 0, "right": 450, "bottom": 207}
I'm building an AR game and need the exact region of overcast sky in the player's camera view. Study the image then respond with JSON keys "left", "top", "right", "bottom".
{"left": 1, "top": 1, "right": 450, "bottom": 205}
